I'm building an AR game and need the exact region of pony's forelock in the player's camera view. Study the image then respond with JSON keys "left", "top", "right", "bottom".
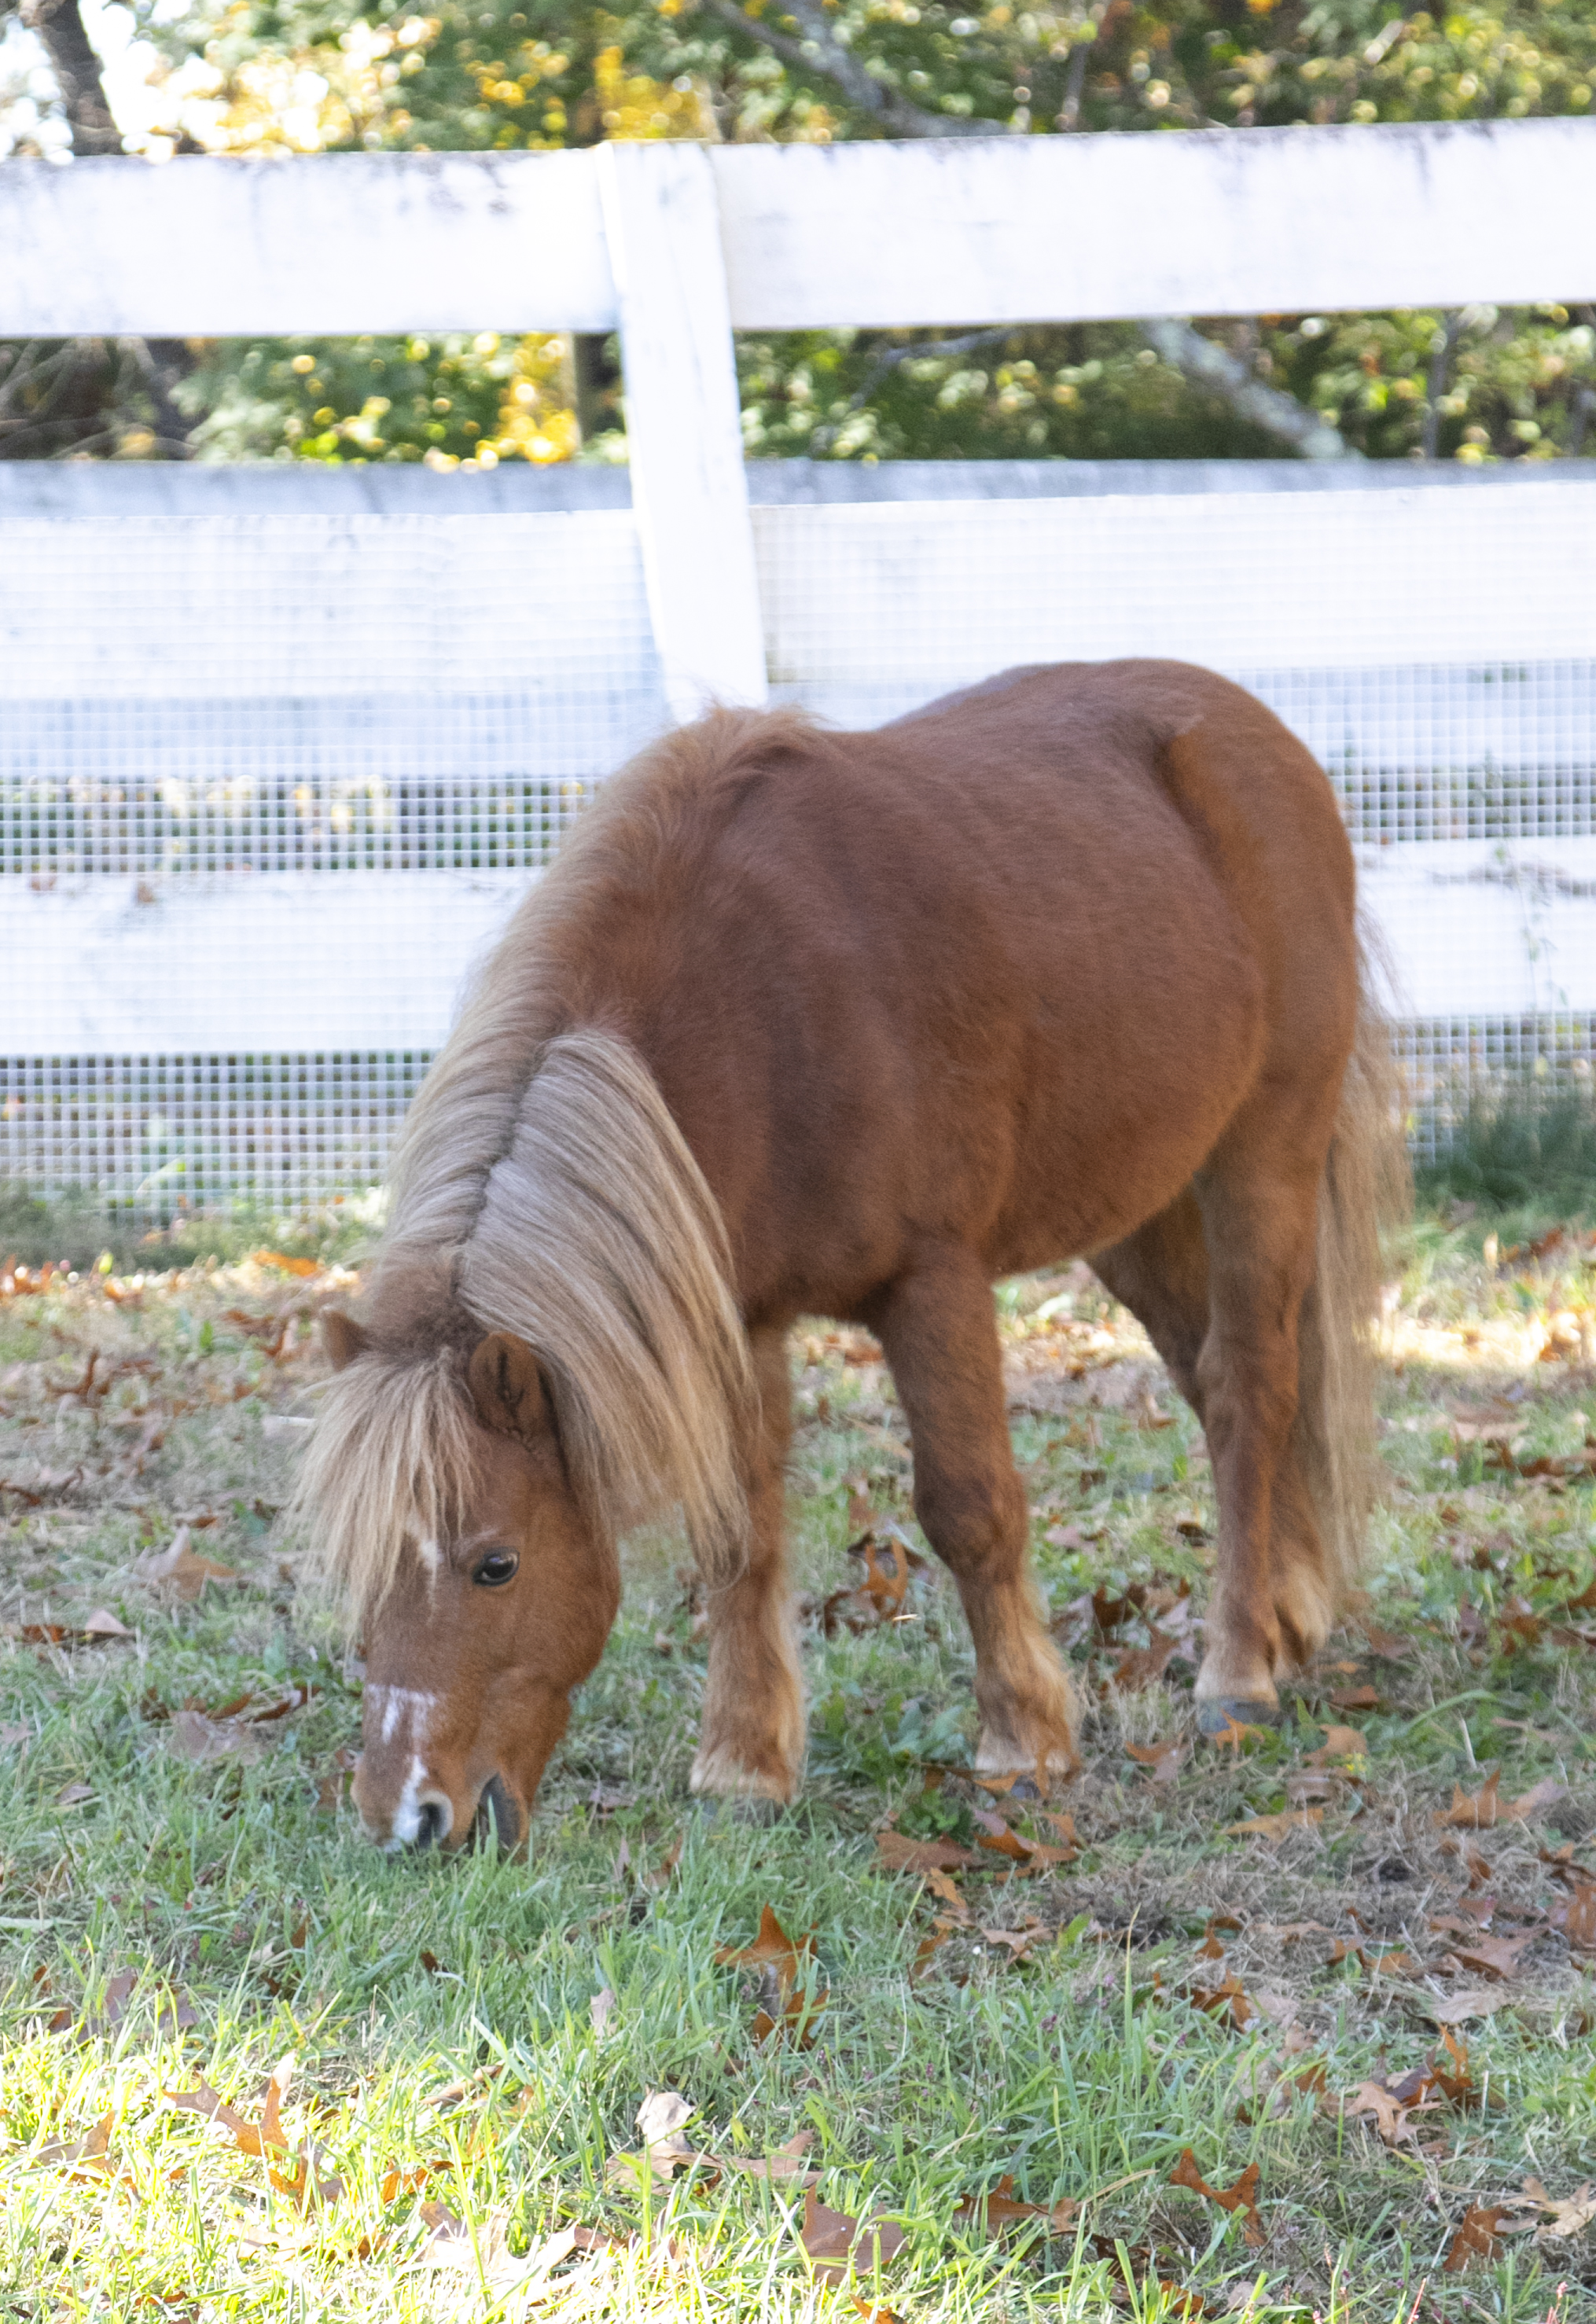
{"left": 292, "top": 1033, "right": 754, "bottom": 1621}
{"left": 290, "top": 1344, "right": 481, "bottom": 1622}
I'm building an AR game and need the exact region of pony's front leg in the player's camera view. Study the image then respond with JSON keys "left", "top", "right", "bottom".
{"left": 870, "top": 1249, "right": 1079, "bottom": 1782}
{"left": 690, "top": 1323, "right": 806, "bottom": 1806}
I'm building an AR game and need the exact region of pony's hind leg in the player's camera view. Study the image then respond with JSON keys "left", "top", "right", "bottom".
{"left": 1092, "top": 1189, "right": 1338, "bottom": 1694}
{"left": 1188, "top": 1120, "right": 1333, "bottom": 1730}
{"left": 869, "top": 1247, "right": 1078, "bottom": 1781}
{"left": 690, "top": 1323, "right": 806, "bottom": 1807}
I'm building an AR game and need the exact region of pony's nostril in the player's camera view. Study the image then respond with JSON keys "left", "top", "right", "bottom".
{"left": 412, "top": 1798, "right": 449, "bottom": 1851}
{"left": 473, "top": 1774, "right": 520, "bottom": 1854}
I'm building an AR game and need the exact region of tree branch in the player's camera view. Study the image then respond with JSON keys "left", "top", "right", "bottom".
{"left": 1139, "top": 318, "right": 1351, "bottom": 460}
{"left": 700, "top": 0, "right": 994, "bottom": 137}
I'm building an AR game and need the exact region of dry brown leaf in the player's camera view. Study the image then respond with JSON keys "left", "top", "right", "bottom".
{"left": 1107, "top": 1629, "right": 1179, "bottom": 1691}
{"left": 81, "top": 1609, "right": 133, "bottom": 1639}
{"left": 1434, "top": 1771, "right": 1567, "bottom": 1829}
{"left": 1425, "top": 1988, "right": 1511, "bottom": 2025}
{"left": 910, "top": 1929, "right": 951, "bottom": 1979}
{"left": 1125, "top": 1739, "right": 1186, "bottom": 1783}
{"left": 167, "top": 1710, "right": 268, "bottom": 1766}
{"left": 1328, "top": 1683, "right": 1381, "bottom": 1711}
{"left": 1344, "top": 2080, "right": 1420, "bottom": 2148}
{"left": 921, "top": 1866, "right": 970, "bottom": 1919}
{"left": 1521, "top": 2177, "right": 1596, "bottom": 2239}
{"left": 800, "top": 2187, "right": 907, "bottom": 2285}
{"left": 34, "top": 2113, "right": 116, "bottom": 2180}
{"left": 1444, "top": 2203, "right": 1517, "bottom": 2273}
{"left": 590, "top": 1988, "right": 618, "bottom": 2036}
{"left": 1451, "top": 1929, "right": 1538, "bottom": 1980}
{"left": 954, "top": 2173, "right": 1079, "bottom": 2236}
{"left": 1168, "top": 2151, "right": 1263, "bottom": 2246}
{"left": 875, "top": 1832, "right": 977, "bottom": 1874}
{"left": 138, "top": 1527, "right": 242, "bottom": 1601}
{"left": 1226, "top": 1807, "right": 1324, "bottom": 1842}
{"left": 715, "top": 2131, "right": 818, "bottom": 2186}
{"left": 716, "top": 1907, "right": 825, "bottom": 2047}
{"left": 1306, "top": 1725, "right": 1367, "bottom": 1767}
{"left": 1551, "top": 1881, "right": 1596, "bottom": 1951}
{"left": 47, "top": 1966, "right": 136, "bottom": 2039}
{"left": 1190, "top": 1974, "right": 1253, "bottom": 2030}
{"left": 634, "top": 2090, "right": 699, "bottom": 2181}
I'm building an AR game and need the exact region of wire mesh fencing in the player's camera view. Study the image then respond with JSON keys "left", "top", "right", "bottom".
{"left": 3, "top": 458, "right": 1594, "bottom": 1211}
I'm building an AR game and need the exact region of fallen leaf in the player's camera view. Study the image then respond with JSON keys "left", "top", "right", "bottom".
{"left": 1425, "top": 1988, "right": 1511, "bottom": 2025}
{"left": 1168, "top": 2151, "right": 1264, "bottom": 2246}
{"left": 590, "top": 1988, "right": 618, "bottom": 2035}
{"left": 34, "top": 2113, "right": 116, "bottom": 2180}
{"left": 716, "top": 1904, "right": 825, "bottom": 2046}
{"left": 138, "top": 1528, "right": 242, "bottom": 1601}
{"left": 1226, "top": 1807, "right": 1324, "bottom": 1842}
{"left": 167, "top": 1710, "right": 267, "bottom": 1765}
{"left": 1521, "top": 2176, "right": 1596, "bottom": 2239}
{"left": 1345, "top": 2080, "right": 1421, "bottom": 2149}
{"left": 954, "top": 2173, "right": 1079, "bottom": 2236}
{"left": 1108, "top": 1629, "right": 1179, "bottom": 1691}
{"left": 57, "top": 1781, "right": 95, "bottom": 1805}
{"left": 800, "top": 2187, "right": 907, "bottom": 2285}
{"left": 1551, "top": 1881, "right": 1596, "bottom": 1951}
{"left": 1434, "top": 1771, "right": 1567, "bottom": 1829}
{"left": 875, "top": 1832, "right": 977, "bottom": 1874}
{"left": 634, "top": 2090, "right": 699, "bottom": 2181}
{"left": 252, "top": 1250, "right": 322, "bottom": 1278}
{"left": 1452, "top": 1931, "right": 1539, "bottom": 1980}
{"left": 1444, "top": 2204, "right": 1516, "bottom": 2273}
{"left": 1328, "top": 1683, "right": 1381, "bottom": 1711}
{"left": 81, "top": 1609, "right": 133, "bottom": 1639}
{"left": 1190, "top": 1974, "right": 1253, "bottom": 2029}
{"left": 1126, "top": 1739, "right": 1186, "bottom": 1783}
{"left": 1306, "top": 1725, "right": 1366, "bottom": 1767}
{"left": 715, "top": 2131, "right": 818, "bottom": 2186}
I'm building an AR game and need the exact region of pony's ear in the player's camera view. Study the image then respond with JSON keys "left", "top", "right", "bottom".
{"left": 322, "top": 1310, "right": 370, "bottom": 1370}
{"left": 468, "top": 1332, "right": 550, "bottom": 1441}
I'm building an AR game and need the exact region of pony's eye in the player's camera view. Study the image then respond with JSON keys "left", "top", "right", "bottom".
{"left": 472, "top": 1548, "right": 520, "bottom": 1588}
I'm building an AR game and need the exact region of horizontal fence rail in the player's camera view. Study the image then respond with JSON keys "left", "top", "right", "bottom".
{"left": 6, "top": 122, "right": 1595, "bottom": 337}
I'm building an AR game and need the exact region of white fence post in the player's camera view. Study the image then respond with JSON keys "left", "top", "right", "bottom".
{"left": 595, "top": 142, "right": 768, "bottom": 721}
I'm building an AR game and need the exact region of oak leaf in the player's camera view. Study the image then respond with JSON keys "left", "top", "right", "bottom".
{"left": 875, "top": 1832, "right": 977, "bottom": 1874}
{"left": 800, "top": 2187, "right": 907, "bottom": 2285}
{"left": 1226, "top": 1807, "right": 1324, "bottom": 1842}
{"left": 1168, "top": 2151, "right": 1263, "bottom": 2245}
{"left": 1443, "top": 2204, "right": 1517, "bottom": 2272}
{"left": 954, "top": 2173, "right": 1079, "bottom": 2235}
{"left": 1126, "top": 1738, "right": 1186, "bottom": 1783}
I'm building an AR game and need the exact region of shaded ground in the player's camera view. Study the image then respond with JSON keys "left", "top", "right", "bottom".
{"left": 2, "top": 1220, "right": 1596, "bottom": 2321}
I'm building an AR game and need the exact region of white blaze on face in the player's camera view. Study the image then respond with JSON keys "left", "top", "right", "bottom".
{"left": 390, "top": 1752, "right": 453, "bottom": 1847}
{"left": 417, "top": 1535, "right": 442, "bottom": 1578}
{"left": 366, "top": 1682, "right": 441, "bottom": 1748}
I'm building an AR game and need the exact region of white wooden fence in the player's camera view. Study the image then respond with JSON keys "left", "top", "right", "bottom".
{"left": 2, "top": 123, "right": 1594, "bottom": 1201}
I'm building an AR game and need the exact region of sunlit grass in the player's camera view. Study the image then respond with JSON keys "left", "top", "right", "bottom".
{"left": 3, "top": 1238, "right": 1596, "bottom": 2318}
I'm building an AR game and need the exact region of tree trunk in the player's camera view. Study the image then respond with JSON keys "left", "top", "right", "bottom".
{"left": 20, "top": 0, "right": 121, "bottom": 154}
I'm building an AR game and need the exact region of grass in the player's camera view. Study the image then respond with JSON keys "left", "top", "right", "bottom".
{"left": 4, "top": 1233, "right": 1596, "bottom": 2321}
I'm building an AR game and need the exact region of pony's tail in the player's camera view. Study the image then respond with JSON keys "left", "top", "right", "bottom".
{"left": 1295, "top": 939, "right": 1410, "bottom": 1600}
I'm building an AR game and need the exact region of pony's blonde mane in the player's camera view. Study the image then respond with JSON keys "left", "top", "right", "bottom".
{"left": 292, "top": 718, "right": 792, "bottom": 1619}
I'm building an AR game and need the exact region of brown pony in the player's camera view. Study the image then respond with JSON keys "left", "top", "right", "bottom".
{"left": 295, "top": 660, "right": 1399, "bottom": 1851}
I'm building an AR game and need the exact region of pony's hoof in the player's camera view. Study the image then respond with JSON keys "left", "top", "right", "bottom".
{"left": 1197, "top": 1697, "right": 1282, "bottom": 1737}
{"left": 693, "top": 1793, "right": 787, "bottom": 1829}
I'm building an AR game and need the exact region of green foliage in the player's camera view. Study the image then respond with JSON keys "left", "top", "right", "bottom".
{"left": 175, "top": 326, "right": 579, "bottom": 465}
